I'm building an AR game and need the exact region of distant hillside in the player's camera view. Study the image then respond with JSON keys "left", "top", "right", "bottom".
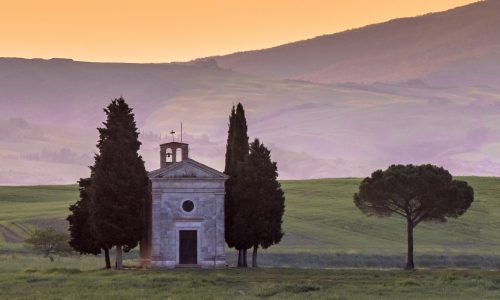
{"left": 2, "top": 1, "right": 500, "bottom": 184}
{"left": 212, "top": 0, "right": 500, "bottom": 87}
{"left": 2, "top": 57, "right": 500, "bottom": 184}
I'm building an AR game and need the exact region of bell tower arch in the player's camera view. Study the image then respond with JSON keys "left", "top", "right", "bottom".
{"left": 160, "top": 142, "right": 189, "bottom": 168}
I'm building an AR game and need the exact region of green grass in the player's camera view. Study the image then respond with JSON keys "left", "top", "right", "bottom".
{"left": 267, "top": 177, "right": 500, "bottom": 268}
{"left": 0, "top": 185, "right": 75, "bottom": 248}
{"left": 2, "top": 178, "right": 500, "bottom": 298}
{"left": 2, "top": 178, "right": 500, "bottom": 267}
{"left": 1, "top": 258, "right": 500, "bottom": 299}
{"left": 280, "top": 177, "right": 500, "bottom": 257}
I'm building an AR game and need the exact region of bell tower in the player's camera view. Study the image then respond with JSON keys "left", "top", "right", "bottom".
{"left": 160, "top": 142, "right": 189, "bottom": 168}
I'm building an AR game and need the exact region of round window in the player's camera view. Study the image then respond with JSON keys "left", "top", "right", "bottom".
{"left": 182, "top": 200, "right": 194, "bottom": 212}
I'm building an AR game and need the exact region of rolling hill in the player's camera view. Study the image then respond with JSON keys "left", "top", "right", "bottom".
{"left": 212, "top": 0, "right": 500, "bottom": 87}
{"left": 1, "top": 1, "right": 500, "bottom": 184}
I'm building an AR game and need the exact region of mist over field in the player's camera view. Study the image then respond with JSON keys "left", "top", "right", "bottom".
{"left": 1, "top": 0, "right": 499, "bottom": 185}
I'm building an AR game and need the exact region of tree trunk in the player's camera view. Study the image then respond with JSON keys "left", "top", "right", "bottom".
{"left": 104, "top": 248, "right": 111, "bottom": 269}
{"left": 405, "top": 218, "right": 415, "bottom": 271}
{"left": 237, "top": 249, "right": 243, "bottom": 267}
{"left": 243, "top": 248, "right": 248, "bottom": 267}
{"left": 252, "top": 244, "right": 258, "bottom": 268}
{"left": 116, "top": 245, "right": 123, "bottom": 270}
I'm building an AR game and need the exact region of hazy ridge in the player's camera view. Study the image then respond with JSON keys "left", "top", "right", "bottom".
{"left": 212, "top": 0, "right": 500, "bottom": 87}
{"left": 1, "top": 1, "right": 499, "bottom": 184}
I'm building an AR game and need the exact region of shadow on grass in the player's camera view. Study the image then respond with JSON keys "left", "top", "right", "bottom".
{"left": 226, "top": 252, "right": 500, "bottom": 269}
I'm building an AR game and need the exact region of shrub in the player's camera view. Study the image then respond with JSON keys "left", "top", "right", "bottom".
{"left": 24, "top": 227, "right": 72, "bottom": 261}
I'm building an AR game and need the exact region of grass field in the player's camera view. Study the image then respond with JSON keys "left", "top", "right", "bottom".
{"left": 2, "top": 177, "right": 500, "bottom": 299}
{"left": 276, "top": 177, "right": 500, "bottom": 268}
{"left": 2, "top": 263, "right": 500, "bottom": 299}
{"left": 2, "top": 177, "right": 500, "bottom": 267}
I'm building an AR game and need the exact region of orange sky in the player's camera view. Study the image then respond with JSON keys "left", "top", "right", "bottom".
{"left": 0, "top": 0, "right": 478, "bottom": 63}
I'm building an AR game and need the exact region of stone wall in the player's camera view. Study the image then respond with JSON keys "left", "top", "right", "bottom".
{"left": 150, "top": 177, "right": 226, "bottom": 268}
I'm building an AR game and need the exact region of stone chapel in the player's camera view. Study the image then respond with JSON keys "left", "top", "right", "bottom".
{"left": 139, "top": 141, "right": 227, "bottom": 268}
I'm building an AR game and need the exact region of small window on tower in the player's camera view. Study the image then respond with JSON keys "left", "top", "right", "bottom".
{"left": 176, "top": 148, "right": 183, "bottom": 162}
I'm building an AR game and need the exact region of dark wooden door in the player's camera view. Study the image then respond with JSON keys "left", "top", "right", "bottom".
{"left": 179, "top": 230, "right": 197, "bottom": 264}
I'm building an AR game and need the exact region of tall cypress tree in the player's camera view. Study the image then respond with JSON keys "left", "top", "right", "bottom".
{"left": 67, "top": 178, "right": 107, "bottom": 265}
{"left": 233, "top": 139, "right": 285, "bottom": 267}
{"left": 223, "top": 103, "right": 250, "bottom": 267}
{"left": 224, "top": 105, "right": 236, "bottom": 175}
{"left": 224, "top": 105, "right": 236, "bottom": 249}
{"left": 230, "top": 103, "right": 249, "bottom": 172}
{"left": 230, "top": 166, "right": 257, "bottom": 266}
{"left": 91, "top": 97, "right": 149, "bottom": 269}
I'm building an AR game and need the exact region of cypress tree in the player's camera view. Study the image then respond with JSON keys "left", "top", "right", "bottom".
{"left": 224, "top": 105, "right": 236, "bottom": 175}
{"left": 229, "top": 165, "right": 257, "bottom": 266}
{"left": 223, "top": 103, "right": 250, "bottom": 267}
{"left": 233, "top": 139, "right": 285, "bottom": 267}
{"left": 230, "top": 104, "right": 249, "bottom": 172}
{"left": 67, "top": 159, "right": 113, "bottom": 268}
{"left": 67, "top": 178, "right": 106, "bottom": 265}
{"left": 224, "top": 105, "right": 236, "bottom": 249}
{"left": 91, "top": 97, "right": 149, "bottom": 269}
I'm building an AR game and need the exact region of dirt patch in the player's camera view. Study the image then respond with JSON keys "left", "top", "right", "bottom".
{"left": 0, "top": 224, "right": 24, "bottom": 243}
{"left": 27, "top": 218, "right": 68, "bottom": 232}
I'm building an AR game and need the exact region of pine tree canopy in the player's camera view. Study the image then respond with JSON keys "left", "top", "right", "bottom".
{"left": 353, "top": 164, "right": 474, "bottom": 270}
{"left": 354, "top": 164, "right": 474, "bottom": 223}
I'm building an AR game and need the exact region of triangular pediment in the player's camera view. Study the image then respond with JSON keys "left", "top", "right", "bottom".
{"left": 149, "top": 159, "right": 228, "bottom": 180}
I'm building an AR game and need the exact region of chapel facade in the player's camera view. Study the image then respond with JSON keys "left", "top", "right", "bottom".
{"left": 139, "top": 141, "right": 227, "bottom": 268}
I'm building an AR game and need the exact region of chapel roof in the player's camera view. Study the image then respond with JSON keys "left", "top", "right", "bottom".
{"left": 148, "top": 158, "right": 228, "bottom": 180}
